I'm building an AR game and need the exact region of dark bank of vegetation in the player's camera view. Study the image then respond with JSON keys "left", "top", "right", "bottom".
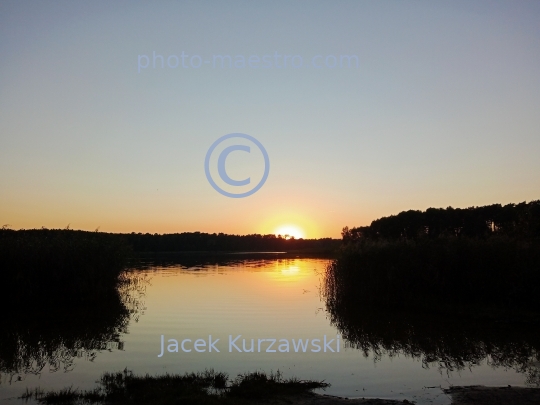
{"left": 327, "top": 236, "right": 540, "bottom": 311}
{"left": 21, "top": 369, "right": 329, "bottom": 405}
{"left": 0, "top": 228, "right": 132, "bottom": 304}
{"left": 329, "top": 201, "right": 540, "bottom": 313}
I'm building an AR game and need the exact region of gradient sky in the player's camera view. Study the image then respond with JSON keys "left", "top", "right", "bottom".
{"left": 1, "top": 1, "right": 539, "bottom": 238}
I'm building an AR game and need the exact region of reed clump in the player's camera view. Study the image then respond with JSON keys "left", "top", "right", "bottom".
{"left": 22, "top": 369, "right": 329, "bottom": 404}
{"left": 0, "top": 229, "right": 132, "bottom": 303}
{"left": 325, "top": 235, "right": 540, "bottom": 312}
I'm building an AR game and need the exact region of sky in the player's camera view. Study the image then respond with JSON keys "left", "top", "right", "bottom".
{"left": 1, "top": 0, "right": 539, "bottom": 238}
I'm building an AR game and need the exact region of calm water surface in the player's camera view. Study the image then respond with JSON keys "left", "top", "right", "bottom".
{"left": 1, "top": 256, "right": 537, "bottom": 404}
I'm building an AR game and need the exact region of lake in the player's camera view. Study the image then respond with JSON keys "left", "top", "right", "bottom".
{"left": 1, "top": 255, "right": 538, "bottom": 404}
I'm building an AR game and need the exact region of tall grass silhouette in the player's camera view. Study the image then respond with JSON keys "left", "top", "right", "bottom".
{"left": 0, "top": 228, "right": 132, "bottom": 303}
{"left": 325, "top": 236, "right": 540, "bottom": 311}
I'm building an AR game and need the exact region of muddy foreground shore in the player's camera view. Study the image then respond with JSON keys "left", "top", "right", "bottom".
{"left": 273, "top": 385, "right": 540, "bottom": 405}
{"left": 443, "top": 385, "right": 540, "bottom": 405}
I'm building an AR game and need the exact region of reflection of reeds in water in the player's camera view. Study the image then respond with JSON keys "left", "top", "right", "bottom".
{"left": 117, "top": 270, "right": 150, "bottom": 324}
{"left": 322, "top": 250, "right": 540, "bottom": 385}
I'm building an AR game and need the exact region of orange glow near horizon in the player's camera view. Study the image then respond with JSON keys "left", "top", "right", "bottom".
{"left": 274, "top": 225, "right": 305, "bottom": 239}
{"left": 258, "top": 210, "right": 320, "bottom": 239}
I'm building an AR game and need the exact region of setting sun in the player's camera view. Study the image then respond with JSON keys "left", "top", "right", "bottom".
{"left": 274, "top": 225, "right": 305, "bottom": 239}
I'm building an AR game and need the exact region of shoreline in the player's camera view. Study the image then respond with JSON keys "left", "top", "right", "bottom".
{"left": 293, "top": 385, "right": 540, "bottom": 405}
{"left": 241, "top": 391, "right": 412, "bottom": 404}
{"left": 443, "top": 385, "right": 540, "bottom": 405}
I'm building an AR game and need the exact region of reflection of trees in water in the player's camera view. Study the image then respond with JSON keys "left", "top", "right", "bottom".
{"left": 133, "top": 253, "right": 329, "bottom": 273}
{"left": 0, "top": 271, "right": 148, "bottom": 385}
{"left": 322, "top": 264, "right": 540, "bottom": 386}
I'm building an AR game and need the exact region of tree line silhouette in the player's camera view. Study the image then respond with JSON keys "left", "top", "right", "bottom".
{"left": 342, "top": 200, "right": 540, "bottom": 242}
{"left": 123, "top": 232, "right": 339, "bottom": 253}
